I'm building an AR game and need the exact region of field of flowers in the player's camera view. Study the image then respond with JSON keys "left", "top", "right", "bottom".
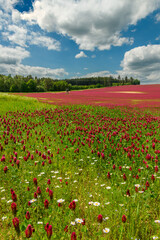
{"left": 17, "top": 84, "right": 160, "bottom": 109}
{"left": 0, "top": 92, "right": 160, "bottom": 239}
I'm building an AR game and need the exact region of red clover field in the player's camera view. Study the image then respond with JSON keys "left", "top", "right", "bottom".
{"left": 0, "top": 92, "right": 160, "bottom": 240}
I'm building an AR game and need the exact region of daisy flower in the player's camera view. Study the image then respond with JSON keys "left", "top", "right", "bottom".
{"left": 93, "top": 202, "right": 100, "bottom": 206}
{"left": 103, "top": 228, "right": 110, "bottom": 233}
{"left": 57, "top": 199, "right": 65, "bottom": 203}
{"left": 75, "top": 218, "right": 83, "bottom": 224}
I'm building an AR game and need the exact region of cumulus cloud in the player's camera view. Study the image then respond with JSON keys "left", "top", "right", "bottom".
{"left": 0, "top": 64, "right": 68, "bottom": 78}
{"left": 0, "top": 0, "right": 18, "bottom": 12}
{"left": 75, "top": 51, "right": 87, "bottom": 59}
{"left": 0, "top": 44, "right": 68, "bottom": 78}
{"left": 81, "top": 70, "right": 112, "bottom": 78}
{"left": 20, "top": 0, "right": 160, "bottom": 50}
{"left": 155, "top": 13, "right": 160, "bottom": 22}
{"left": 2, "top": 24, "right": 61, "bottom": 50}
{"left": 0, "top": 44, "right": 30, "bottom": 64}
{"left": 119, "top": 44, "right": 160, "bottom": 84}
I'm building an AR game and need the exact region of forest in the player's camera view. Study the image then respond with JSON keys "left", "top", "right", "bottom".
{"left": 0, "top": 74, "right": 140, "bottom": 92}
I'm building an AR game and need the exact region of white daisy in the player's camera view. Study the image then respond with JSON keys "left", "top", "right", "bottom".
{"left": 75, "top": 218, "right": 83, "bottom": 224}
{"left": 71, "top": 221, "right": 76, "bottom": 225}
{"left": 103, "top": 228, "right": 110, "bottom": 233}
{"left": 93, "top": 202, "right": 100, "bottom": 206}
{"left": 57, "top": 199, "right": 65, "bottom": 203}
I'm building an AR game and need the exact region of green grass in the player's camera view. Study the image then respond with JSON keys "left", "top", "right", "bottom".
{"left": 0, "top": 95, "right": 159, "bottom": 240}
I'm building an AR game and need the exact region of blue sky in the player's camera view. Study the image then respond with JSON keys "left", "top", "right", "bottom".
{"left": 0, "top": 0, "right": 160, "bottom": 84}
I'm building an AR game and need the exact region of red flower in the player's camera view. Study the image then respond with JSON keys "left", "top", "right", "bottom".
{"left": 33, "top": 178, "right": 37, "bottom": 186}
{"left": 155, "top": 166, "right": 158, "bottom": 172}
{"left": 34, "top": 192, "right": 37, "bottom": 198}
{"left": 44, "top": 199, "right": 49, "bottom": 209}
{"left": 97, "top": 214, "right": 103, "bottom": 223}
{"left": 107, "top": 172, "right": 111, "bottom": 179}
{"left": 25, "top": 211, "right": 30, "bottom": 220}
{"left": 122, "top": 215, "right": 126, "bottom": 223}
{"left": 64, "top": 225, "right": 68, "bottom": 232}
{"left": 45, "top": 223, "right": 49, "bottom": 232}
{"left": 71, "top": 232, "right": 76, "bottom": 240}
{"left": 113, "top": 164, "right": 116, "bottom": 170}
{"left": 47, "top": 179, "right": 51, "bottom": 185}
{"left": 151, "top": 174, "right": 155, "bottom": 182}
{"left": 12, "top": 192, "right": 17, "bottom": 202}
{"left": 69, "top": 200, "right": 76, "bottom": 210}
{"left": 11, "top": 202, "right": 17, "bottom": 214}
{"left": 4, "top": 166, "right": 8, "bottom": 173}
{"left": 126, "top": 189, "right": 130, "bottom": 196}
{"left": 123, "top": 173, "right": 127, "bottom": 181}
{"left": 146, "top": 181, "right": 149, "bottom": 187}
{"left": 82, "top": 219, "right": 85, "bottom": 225}
{"left": 46, "top": 187, "right": 49, "bottom": 192}
{"left": 37, "top": 186, "right": 41, "bottom": 195}
{"left": 12, "top": 217, "right": 19, "bottom": 229}
{"left": 25, "top": 224, "right": 33, "bottom": 238}
{"left": 47, "top": 225, "right": 52, "bottom": 238}
{"left": 49, "top": 190, "right": 53, "bottom": 199}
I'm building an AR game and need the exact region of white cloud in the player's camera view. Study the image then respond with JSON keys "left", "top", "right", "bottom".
{"left": 20, "top": 0, "right": 160, "bottom": 50}
{"left": 81, "top": 70, "right": 111, "bottom": 78}
{"left": 0, "top": 44, "right": 68, "bottom": 78}
{"left": 0, "top": 0, "right": 18, "bottom": 12}
{"left": 155, "top": 13, "right": 160, "bottom": 22}
{"left": 2, "top": 24, "right": 61, "bottom": 50}
{"left": 75, "top": 51, "right": 87, "bottom": 59}
{"left": 119, "top": 44, "right": 160, "bottom": 84}
{"left": 0, "top": 64, "right": 68, "bottom": 78}
{"left": 0, "top": 44, "right": 30, "bottom": 64}
{"left": 28, "top": 32, "right": 60, "bottom": 50}
{"left": 2, "top": 25, "right": 28, "bottom": 47}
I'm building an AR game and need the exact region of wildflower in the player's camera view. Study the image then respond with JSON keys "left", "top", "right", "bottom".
{"left": 146, "top": 181, "right": 149, "bottom": 187}
{"left": 47, "top": 225, "right": 52, "bottom": 238}
{"left": 12, "top": 217, "right": 19, "bottom": 230}
{"left": 71, "top": 221, "right": 76, "bottom": 225}
{"left": 47, "top": 179, "right": 51, "bottom": 185}
{"left": 49, "top": 190, "right": 53, "bottom": 199}
{"left": 57, "top": 199, "right": 65, "bottom": 203}
{"left": 25, "top": 224, "right": 33, "bottom": 238}
{"left": 107, "top": 172, "right": 111, "bottom": 179}
{"left": 4, "top": 166, "right": 8, "bottom": 173}
{"left": 97, "top": 214, "right": 103, "bottom": 223}
{"left": 93, "top": 202, "right": 100, "bottom": 206}
{"left": 44, "top": 199, "right": 49, "bottom": 209}
{"left": 151, "top": 175, "right": 155, "bottom": 182}
{"left": 45, "top": 223, "right": 49, "bottom": 231}
{"left": 75, "top": 218, "right": 83, "bottom": 224}
{"left": 64, "top": 225, "right": 68, "bottom": 232}
{"left": 34, "top": 192, "right": 38, "bottom": 198}
{"left": 11, "top": 202, "right": 17, "bottom": 214}
{"left": 82, "top": 219, "right": 85, "bottom": 225}
{"left": 122, "top": 215, "right": 127, "bottom": 223}
{"left": 154, "top": 220, "right": 160, "bottom": 223}
{"left": 37, "top": 186, "right": 41, "bottom": 195}
{"left": 11, "top": 192, "right": 17, "bottom": 202}
{"left": 155, "top": 166, "right": 158, "bottom": 172}
{"left": 71, "top": 232, "right": 77, "bottom": 240}
{"left": 123, "top": 174, "right": 127, "bottom": 181}
{"left": 33, "top": 178, "right": 37, "bottom": 186}
{"left": 103, "top": 228, "right": 110, "bottom": 233}
{"left": 25, "top": 211, "right": 30, "bottom": 220}
{"left": 69, "top": 200, "right": 76, "bottom": 210}
{"left": 126, "top": 189, "right": 130, "bottom": 196}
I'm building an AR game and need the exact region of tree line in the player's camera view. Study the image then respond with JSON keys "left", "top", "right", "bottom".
{"left": 0, "top": 74, "right": 140, "bottom": 92}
